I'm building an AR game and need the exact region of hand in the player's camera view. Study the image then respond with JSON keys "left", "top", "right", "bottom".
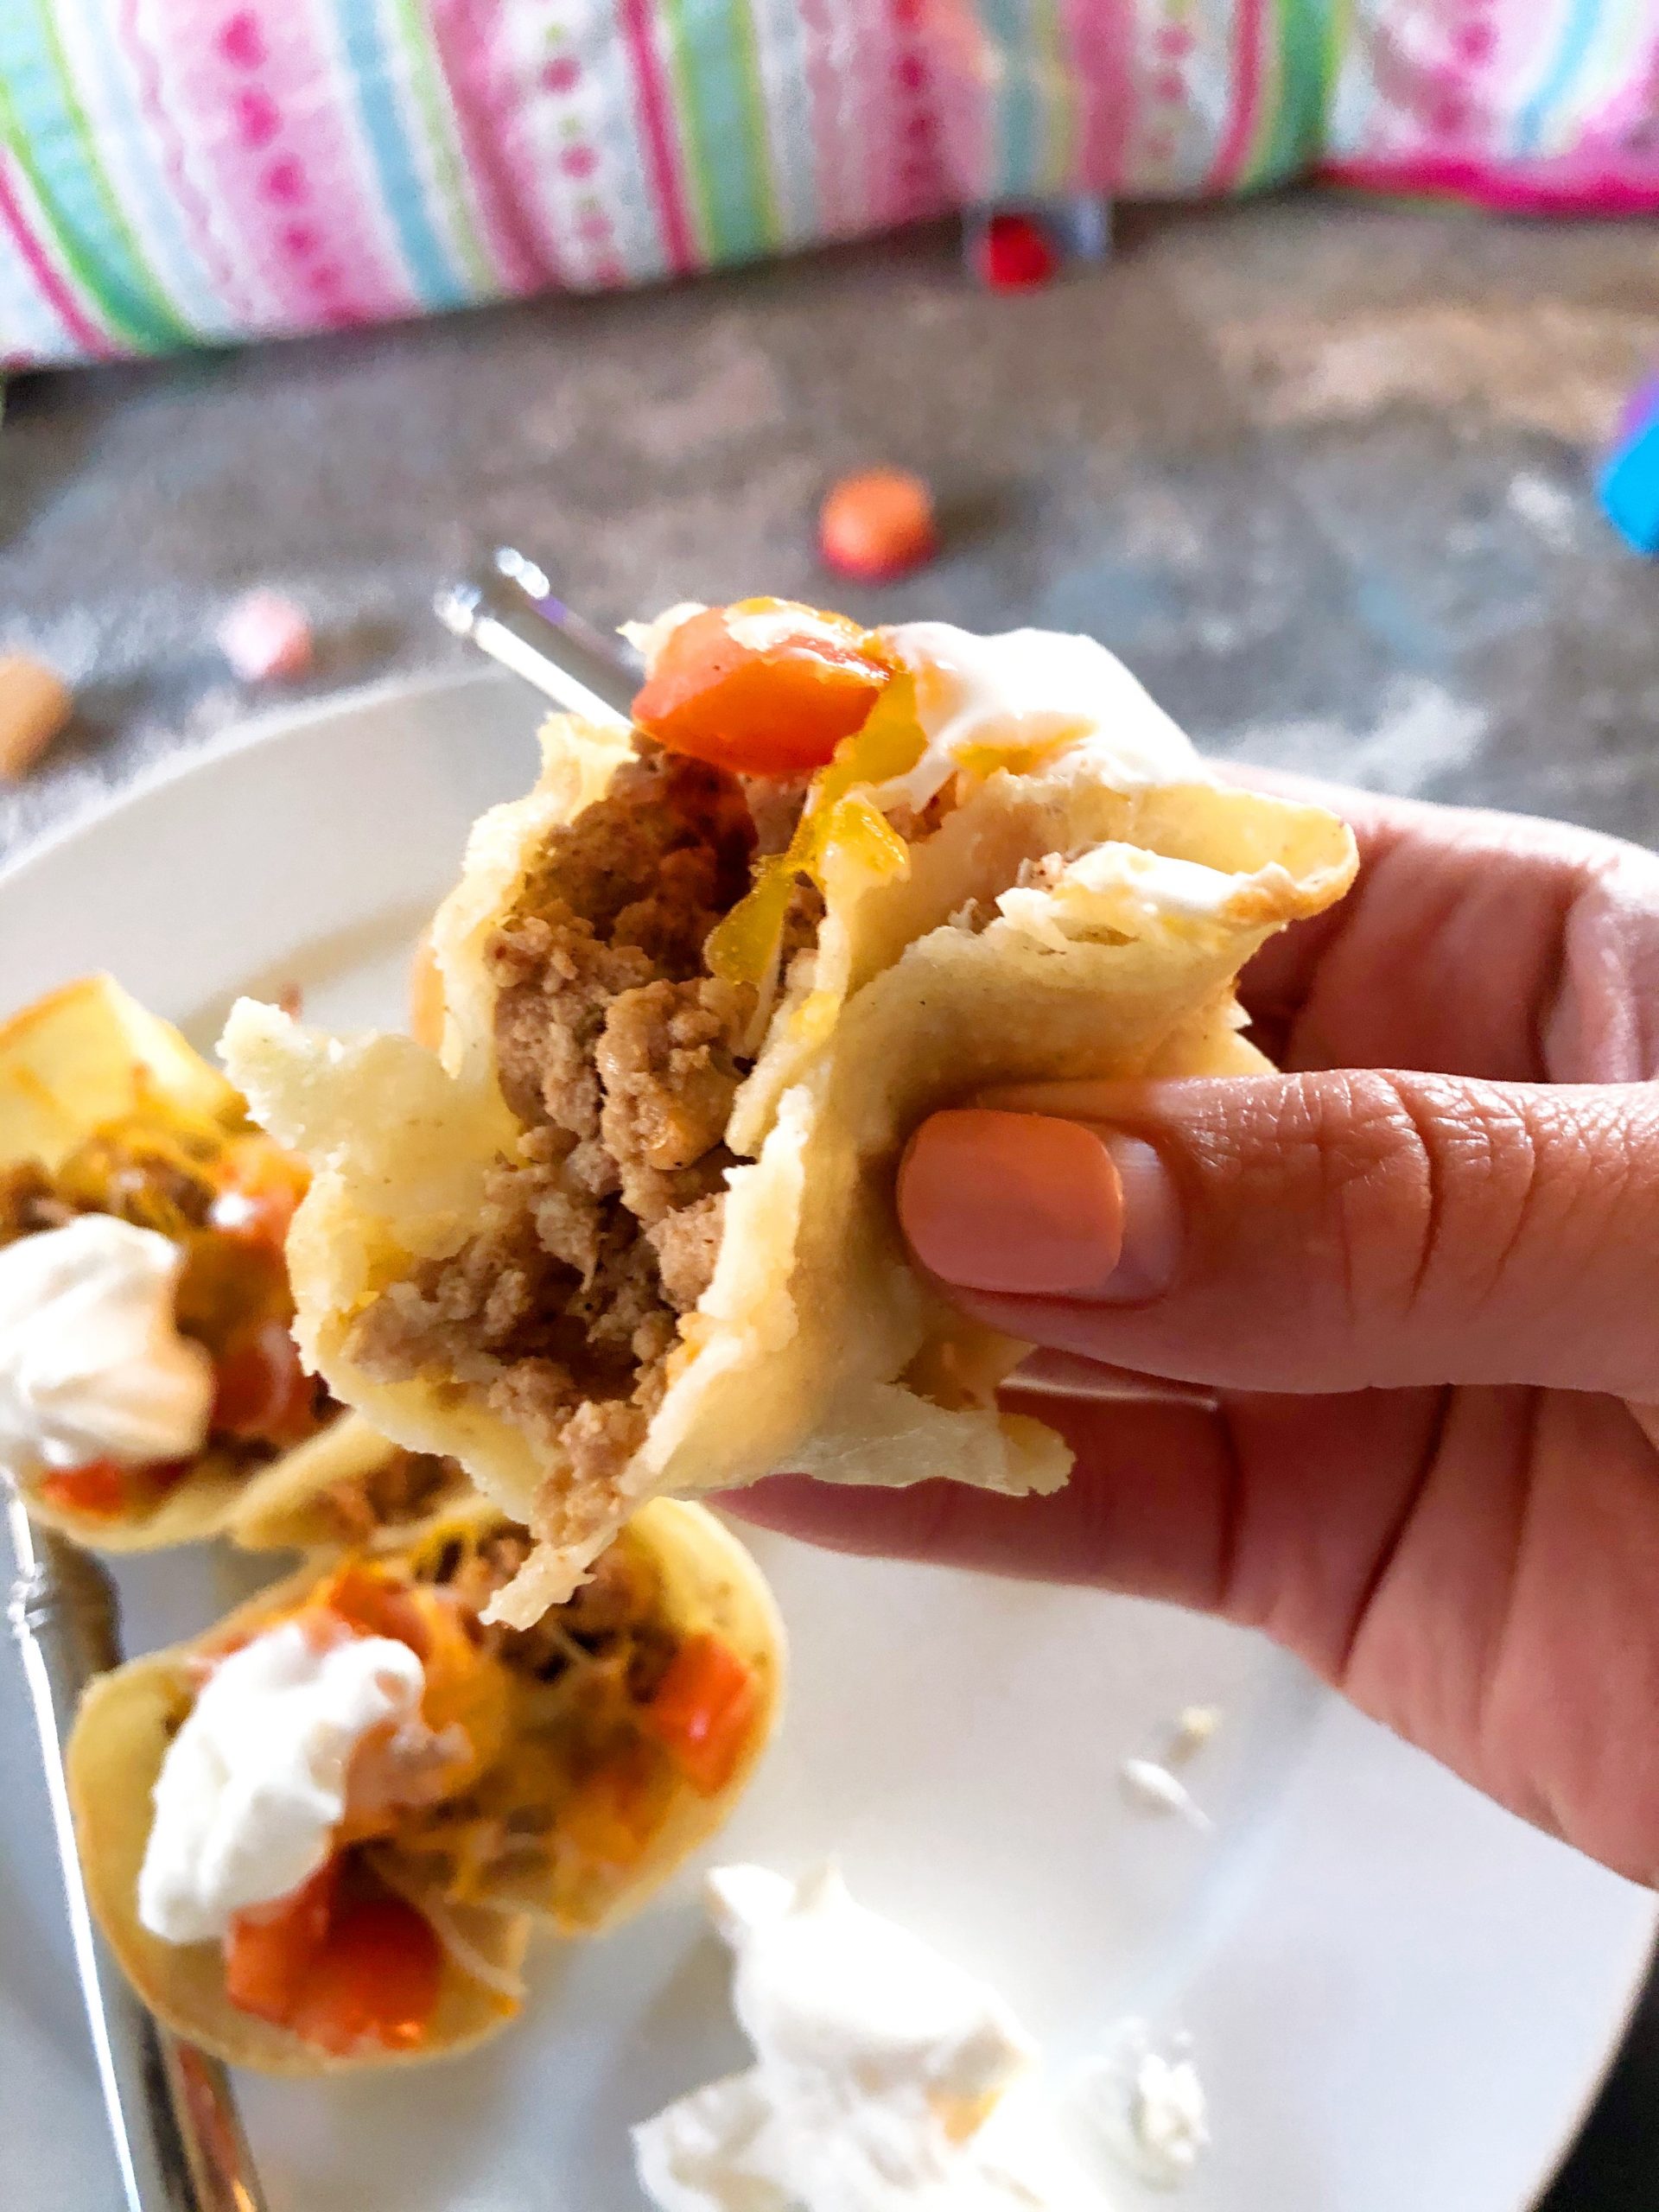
{"left": 727, "top": 777, "right": 1659, "bottom": 1884}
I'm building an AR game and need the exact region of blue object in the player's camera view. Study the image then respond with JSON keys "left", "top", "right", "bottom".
{"left": 1599, "top": 414, "right": 1659, "bottom": 554}
{"left": 1043, "top": 193, "right": 1114, "bottom": 262}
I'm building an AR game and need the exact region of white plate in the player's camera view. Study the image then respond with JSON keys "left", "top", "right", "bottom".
{"left": 1, "top": 673, "right": 1652, "bottom": 2212}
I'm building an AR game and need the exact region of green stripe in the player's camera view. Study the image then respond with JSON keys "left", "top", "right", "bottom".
{"left": 0, "top": 0, "right": 190, "bottom": 350}
{"left": 387, "top": 0, "right": 496, "bottom": 294}
{"left": 983, "top": 0, "right": 1073, "bottom": 199}
{"left": 1254, "top": 0, "right": 1328, "bottom": 185}
{"left": 662, "top": 0, "right": 779, "bottom": 262}
{"left": 733, "top": 1, "right": 781, "bottom": 247}
{"left": 1320, "top": 0, "right": 1351, "bottom": 119}
{"left": 1037, "top": 0, "right": 1077, "bottom": 195}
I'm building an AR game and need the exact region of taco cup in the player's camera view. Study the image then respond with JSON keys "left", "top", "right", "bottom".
{"left": 68, "top": 1496, "right": 782, "bottom": 2069}
{"left": 223, "top": 605, "right": 1357, "bottom": 1623}
{"left": 0, "top": 976, "right": 340, "bottom": 1548}
{"left": 231, "top": 1411, "right": 474, "bottom": 1554}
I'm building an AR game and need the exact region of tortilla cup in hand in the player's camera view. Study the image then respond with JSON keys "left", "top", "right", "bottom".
{"left": 223, "top": 607, "right": 1357, "bottom": 1623}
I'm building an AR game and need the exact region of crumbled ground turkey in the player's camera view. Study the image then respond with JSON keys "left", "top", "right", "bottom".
{"left": 435, "top": 1524, "right": 675, "bottom": 1698}
{"left": 0, "top": 1161, "right": 74, "bottom": 1245}
{"left": 319, "top": 1449, "right": 461, "bottom": 1545}
{"left": 348, "top": 741, "right": 811, "bottom": 1517}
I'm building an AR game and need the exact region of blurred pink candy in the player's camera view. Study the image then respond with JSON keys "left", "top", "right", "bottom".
{"left": 217, "top": 590, "right": 314, "bottom": 682}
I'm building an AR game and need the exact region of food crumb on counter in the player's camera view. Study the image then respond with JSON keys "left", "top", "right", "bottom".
{"left": 0, "top": 653, "right": 73, "bottom": 781}
{"left": 817, "top": 467, "right": 938, "bottom": 582}
{"left": 218, "top": 591, "right": 315, "bottom": 683}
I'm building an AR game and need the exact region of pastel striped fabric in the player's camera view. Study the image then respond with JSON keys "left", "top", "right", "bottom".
{"left": 2, "top": 0, "right": 1656, "bottom": 369}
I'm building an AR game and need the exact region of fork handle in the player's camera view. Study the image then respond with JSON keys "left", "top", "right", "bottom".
{"left": 8, "top": 1499, "right": 269, "bottom": 2212}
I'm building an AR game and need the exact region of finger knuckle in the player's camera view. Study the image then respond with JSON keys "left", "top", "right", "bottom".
{"left": 1305, "top": 1071, "right": 1541, "bottom": 1327}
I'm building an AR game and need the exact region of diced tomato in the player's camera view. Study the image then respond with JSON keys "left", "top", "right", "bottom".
{"left": 35, "top": 1455, "right": 194, "bottom": 1521}
{"left": 640, "top": 1632, "right": 759, "bottom": 1796}
{"left": 224, "top": 1861, "right": 441, "bottom": 2056}
{"left": 224, "top": 1858, "right": 340, "bottom": 2028}
{"left": 34, "top": 1459, "right": 130, "bottom": 1518}
{"left": 631, "top": 601, "right": 892, "bottom": 777}
{"left": 211, "top": 1319, "right": 318, "bottom": 1446}
{"left": 208, "top": 1135, "right": 308, "bottom": 1251}
{"left": 289, "top": 1893, "right": 443, "bottom": 2056}
{"left": 315, "top": 1562, "right": 432, "bottom": 1660}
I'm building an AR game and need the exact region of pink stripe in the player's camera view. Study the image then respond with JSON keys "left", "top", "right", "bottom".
{"left": 1321, "top": 156, "right": 1659, "bottom": 217}
{"left": 429, "top": 0, "right": 550, "bottom": 294}
{"left": 1205, "top": 0, "right": 1267, "bottom": 193}
{"left": 1065, "top": 0, "right": 1135, "bottom": 191}
{"left": 799, "top": 0, "right": 861, "bottom": 243}
{"left": 619, "top": 0, "right": 697, "bottom": 274}
{"left": 0, "top": 156, "right": 114, "bottom": 361}
{"left": 871, "top": 0, "right": 925, "bottom": 226}
{"left": 119, "top": 0, "right": 263, "bottom": 327}
{"left": 132, "top": 0, "right": 416, "bottom": 335}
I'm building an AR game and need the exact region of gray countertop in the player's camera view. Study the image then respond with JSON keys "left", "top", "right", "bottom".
{"left": 3, "top": 194, "right": 1656, "bottom": 2202}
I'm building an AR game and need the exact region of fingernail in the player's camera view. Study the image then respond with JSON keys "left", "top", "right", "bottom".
{"left": 898, "top": 1110, "right": 1179, "bottom": 1300}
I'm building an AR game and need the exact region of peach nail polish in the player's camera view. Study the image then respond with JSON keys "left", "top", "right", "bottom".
{"left": 898, "top": 1110, "right": 1178, "bottom": 1300}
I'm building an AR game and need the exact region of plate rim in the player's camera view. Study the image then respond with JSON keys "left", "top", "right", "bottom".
{"left": 0, "top": 663, "right": 513, "bottom": 904}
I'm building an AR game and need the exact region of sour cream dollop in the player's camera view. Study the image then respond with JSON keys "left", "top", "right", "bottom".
{"left": 138, "top": 1619, "right": 425, "bottom": 1944}
{"left": 878, "top": 623, "right": 1202, "bottom": 811}
{"left": 633, "top": 1864, "right": 1084, "bottom": 2211}
{"left": 0, "top": 1215, "right": 215, "bottom": 1480}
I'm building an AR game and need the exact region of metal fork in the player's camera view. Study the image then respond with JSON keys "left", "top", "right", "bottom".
{"left": 433, "top": 548, "right": 639, "bottom": 724}
{"left": 7, "top": 1496, "right": 268, "bottom": 2212}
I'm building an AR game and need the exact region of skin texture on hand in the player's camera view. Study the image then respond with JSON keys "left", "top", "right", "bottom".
{"left": 726, "top": 776, "right": 1659, "bottom": 1885}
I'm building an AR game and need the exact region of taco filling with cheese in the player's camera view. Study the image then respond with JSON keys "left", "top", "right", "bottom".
{"left": 224, "top": 604, "right": 1357, "bottom": 1624}
{"left": 68, "top": 1495, "right": 781, "bottom": 2072}
{"left": 0, "top": 976, "right": 336, "bottom": 1548}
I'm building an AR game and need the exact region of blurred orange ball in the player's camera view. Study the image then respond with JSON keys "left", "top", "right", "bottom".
{"left": 817, "top": 468, "right": 938, "bottom": 582}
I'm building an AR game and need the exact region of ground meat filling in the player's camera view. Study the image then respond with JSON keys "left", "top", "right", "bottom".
{"left": 349, "top": 741, "right": 812, "bottom": 1505}
{"left": 318, "top": 1449, "right": 461, "bottom": 1545}
{"left": 436, "top": 1525, "right": 676, "bottom": 1699}
{"left": 0, "top": 1161, "right": 74, "bottom": 1244}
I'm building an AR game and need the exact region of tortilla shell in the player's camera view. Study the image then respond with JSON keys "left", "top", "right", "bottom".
{"left": 0, "top": 974, "right": 355, "bottom": 1552}
{"left": 228, "top": 1410, "right": 470, "bottom": 1554}
{"left": 0, "top": 973, "right": 240, "bottom": 1168}
{"left": 69, "top": 1494, "right": 783, "bottom": 2052}
{"left": 224, "top": 709, "right": 1355, "bottom": 1622}
{"left": 66, "top": 1559, "right": 531, "bottom": 2075}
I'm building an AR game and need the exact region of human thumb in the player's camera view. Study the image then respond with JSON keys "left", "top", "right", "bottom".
{"left": 897, "top": 1074, "right": 1659, "bottom": 1398}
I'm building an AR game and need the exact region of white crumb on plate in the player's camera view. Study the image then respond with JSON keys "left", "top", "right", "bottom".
{"left": 1167, "top": 1706, "right": 1222, "bottom": 1762}
{"left": 1118, "top": 1758, "right": 1213, "bottom": 1834}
